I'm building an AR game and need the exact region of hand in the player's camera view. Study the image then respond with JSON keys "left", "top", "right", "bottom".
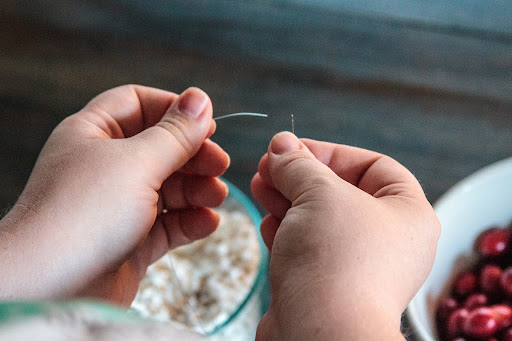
{"left": 0, "top": 85, "right": 230, "bottom": 306}
{"left": 251, "top": 132, "right": 440, "bottom": 340}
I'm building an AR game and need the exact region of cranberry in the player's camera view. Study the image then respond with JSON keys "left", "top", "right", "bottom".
{"left": 491, "top": 304, "right": 512, "bottom": 328}
{"left": 501, "top": 268, "right": 512, "bottom": 295}
{"left": 446, "top": 308, "right": 469, "bottom": 338}
{"left": 480, "top": 265, "right": 503, "bottom": 294}
{"left": 464, "top": 293, "right": 488, "bottom": 310}
{"left": 453, "top": 271, "right": 478, "bottom": 297}
{"left": 438, "top": 297, "right": 459, "bottom": 320}
{"left": 476, "top": 227, "right": 510, "bottom": 257}
{"left": 462, "top": 307, "right": 499, "bottom": 339}
{"left": 437, "top": 225, "right": 512, "bottom": 340}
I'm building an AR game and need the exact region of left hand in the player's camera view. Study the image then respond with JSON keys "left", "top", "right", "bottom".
{"left": 0, "top": 85, "right": 230, "bottom": 306}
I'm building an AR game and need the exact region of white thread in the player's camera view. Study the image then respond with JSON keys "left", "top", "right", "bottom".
{"left": 213, "top": 113, "right": 268, "bottom": 121}
{"left": 147, "top": 113, "right": 267, "bottom": 336}
{"left": 164, "top": 114, "right": 267, "bottom": 335}
{"left": 167, "top": 253, "right": 208, "bottom": 336}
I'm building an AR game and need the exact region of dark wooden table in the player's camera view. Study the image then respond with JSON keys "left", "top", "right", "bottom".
{"left": 1, "top": 3, "right": 511, "bottom": 339}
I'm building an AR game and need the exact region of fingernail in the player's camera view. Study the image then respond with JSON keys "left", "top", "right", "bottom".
{"left": 270, "top": 132, "right": 301, "bottom": 155}
{"left": 177, "top": 88, "right": 209, "bottom": 118}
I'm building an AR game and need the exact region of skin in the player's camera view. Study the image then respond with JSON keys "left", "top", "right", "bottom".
{"left": 0, "top": 85, "right": 230, "bottom": 306}
{"left": 251, "top": 132, "right": 441, "bottom": 340}
{"left": 0, "top": 86, "right": 440, "bottom": 340}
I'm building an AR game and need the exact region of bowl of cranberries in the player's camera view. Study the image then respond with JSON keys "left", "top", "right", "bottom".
{"left": 407, "top": 157, "right": 512, "bottom": 341}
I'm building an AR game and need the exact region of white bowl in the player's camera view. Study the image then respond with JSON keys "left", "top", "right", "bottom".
{"left": 407, "top": 157, "right": 512, "bottom": 340}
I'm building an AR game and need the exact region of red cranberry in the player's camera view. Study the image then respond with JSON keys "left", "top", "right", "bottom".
{"left": 446, "top": 308, "right": 469, "bottom": 338}
{"left": 501, "top": 268, "right": 512, "bottom": 295}
{"left": 464, "top": 293, "right": 488, "bottom": 310}
{"left": 480, "top": 265, "right": 503, "bottom": 294}
{"left": 476, "top": 227, "right": 510, "bottom": 257}
{"left": 438, "top": 297, "right": 459, "bottom": 320}
{"left": 453, "top": 271, "right": 478, "bottom": 297}
{"left": 438, "top": 225, "right": 512, "bottom": 340}
{"left": 462, "top": 307, "right": 499, "bottom": 339}
{"left": 491, "top": 304, "right": 512, "bottom": 328}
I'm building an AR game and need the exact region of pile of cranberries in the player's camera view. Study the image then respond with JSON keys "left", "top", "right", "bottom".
{"left": 436, "top": 226, "right": 512, "bottom": 340}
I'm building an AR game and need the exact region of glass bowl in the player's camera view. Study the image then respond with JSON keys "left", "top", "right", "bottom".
{"left": 131, "top": 178, "right": 269, "bottom": 340}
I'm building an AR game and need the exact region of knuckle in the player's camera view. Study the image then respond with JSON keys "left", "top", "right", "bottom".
{"left": 280, "top": 155, "right": 334, "bottom": 199}
{"left": 280, "top": 155, "right": 310, "bottom": 175}
{"left": 156, "top": 117, "right": 195, "bottom": 156}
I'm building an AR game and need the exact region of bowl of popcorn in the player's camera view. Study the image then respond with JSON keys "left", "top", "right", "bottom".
{"left": 131, "top": 179, "right": 269, "bottom": 340}
{"left": 407, "top": 157, "right": 512, "bottom": 341}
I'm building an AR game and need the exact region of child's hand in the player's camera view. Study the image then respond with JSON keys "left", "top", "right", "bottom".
{"left": 251, "top": 132, "right": 440, "bottom": 340}
{"left": 0, "top": 85, "right": 229, "bottom": 306}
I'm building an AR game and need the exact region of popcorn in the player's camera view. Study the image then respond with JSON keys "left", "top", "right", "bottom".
{"left": 131, "top": 204, "right": 262, "bottom": 339}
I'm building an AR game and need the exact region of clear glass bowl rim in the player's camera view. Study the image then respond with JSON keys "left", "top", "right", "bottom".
{"left": 205, "top": 178, "right": 269, "bottom": 335}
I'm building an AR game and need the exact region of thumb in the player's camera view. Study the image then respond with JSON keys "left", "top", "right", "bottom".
{"left": 133, "top": 87, "right": 214, "bottom": 181}
{"left": 267, "top": 132, "right": 339, "bottom": 203}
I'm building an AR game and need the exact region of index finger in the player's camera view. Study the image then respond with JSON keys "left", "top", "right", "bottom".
{"left": 82, "top": 84, "right": 179, "bottom": 138}
{"left": 300, "top": 138, "right": 424, "bottom": 198}
{"left": 180, "top": 139, "right": 230, "bottom": 176}
{"left": 257, "top": 137, "right": 423, "bottom": 198}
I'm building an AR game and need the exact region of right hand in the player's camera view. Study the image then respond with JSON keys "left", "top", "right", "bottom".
{"left": 251, "top": 132, "right": 440, "bottom": 340}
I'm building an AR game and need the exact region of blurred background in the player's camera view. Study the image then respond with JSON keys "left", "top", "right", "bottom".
{"left": 0, "top": 1, "right": 511, "bottom": 218}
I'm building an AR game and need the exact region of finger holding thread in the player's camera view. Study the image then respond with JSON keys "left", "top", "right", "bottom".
{"left": 251, "top": 173, "right": 290, "bottom": 219}
{"left": 180, "top": 139, "right": 230, "bottom": 176}
{"left": 257, "top": 153, "right": 273, "bottom": 187}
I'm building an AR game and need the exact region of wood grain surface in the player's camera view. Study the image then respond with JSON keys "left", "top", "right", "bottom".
{"left": 1, "top": 13, "right": 511, "bottom": 210}
{"left": 3, "top": 0, "right": 512, "bottom": 102}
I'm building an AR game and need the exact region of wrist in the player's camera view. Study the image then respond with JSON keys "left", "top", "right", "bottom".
{"left": 0, "top": 203, "right": 80, "bottom": 300}
{"left": 258, "top": 278, "right": 405, "bottom": 341}
{"left": 258, "top": 302, "right": 405, "bottom": 341}
{"left": 0, "top": 206, "right": 37, "bottom": 299}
